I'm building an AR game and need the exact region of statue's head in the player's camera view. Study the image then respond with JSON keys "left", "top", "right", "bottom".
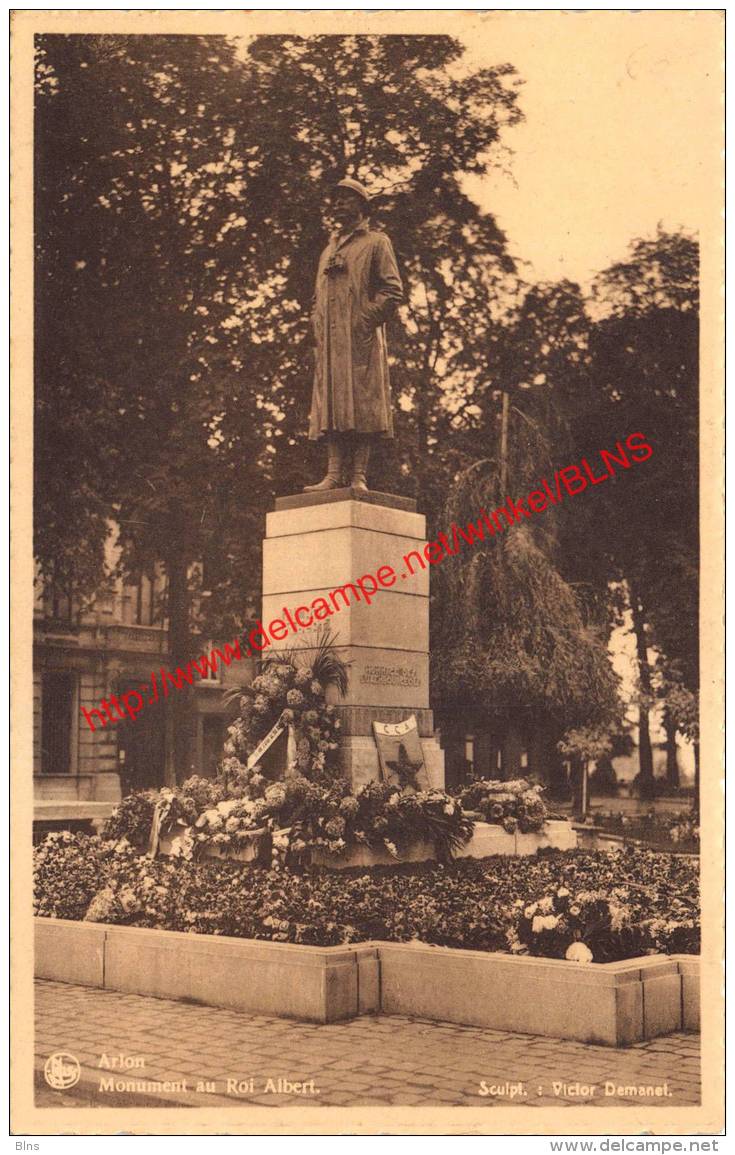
{"left": 332, "top": 178, "right": 371, "bottom": 229}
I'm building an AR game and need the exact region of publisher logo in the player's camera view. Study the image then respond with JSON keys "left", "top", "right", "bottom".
{"left": 44, "top": 1052, "right": 81, "bottom": 1090}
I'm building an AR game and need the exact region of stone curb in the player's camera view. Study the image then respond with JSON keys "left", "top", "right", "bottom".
{"left": 34, "top": 918, "right": 699, "bottom": 1046}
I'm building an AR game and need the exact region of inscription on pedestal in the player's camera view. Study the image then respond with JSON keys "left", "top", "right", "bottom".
{"left": 359, "top": 664, "right": 420, "bottom": 689}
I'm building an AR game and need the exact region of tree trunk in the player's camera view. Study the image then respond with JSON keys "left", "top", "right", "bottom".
{"left": 529, "top": 719, "right": 567, "bottom": 798}
{"left": 630, "top": 589, "right": 655, "bottom": 800}
{"left": 164, "top": 549, "right": 192, "bottom": 787}
{"left": 571, "top": 756, "right": 589, "bottom": 819}
{"left": 501, "top": 721, "right": 523, "bottom": 780}
{"left": 663, "top": 709, "right": 680, "bottom": 789}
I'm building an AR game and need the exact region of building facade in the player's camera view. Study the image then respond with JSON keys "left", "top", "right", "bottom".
{"left": 33, "top": 558, "right": 249, "bottom": 826}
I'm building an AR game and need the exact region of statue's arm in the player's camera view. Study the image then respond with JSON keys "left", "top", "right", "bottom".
{"left": 365, "top": 234, "right": 404, "bottom": 326}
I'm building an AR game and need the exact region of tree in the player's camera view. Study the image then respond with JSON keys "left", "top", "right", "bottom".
{"left": 35, "top": 33, "right": 524, "bottom": 779}
{"left": 35, "top": 34, "right": 277, "bottom": 779}
{"left": 569, "top": 229, "right": 699, "bottom": 799}
{"left": 432, "top": 454, "right": 622, "bottom": 789}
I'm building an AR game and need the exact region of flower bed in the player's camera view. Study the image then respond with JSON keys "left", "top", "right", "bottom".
{"left": 34, "top": 833, "right": 699, "bottom": 962}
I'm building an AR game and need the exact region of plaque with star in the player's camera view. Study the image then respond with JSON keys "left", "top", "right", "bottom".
{"left": 372, "top": 715, "right": 429, "bottom": 792}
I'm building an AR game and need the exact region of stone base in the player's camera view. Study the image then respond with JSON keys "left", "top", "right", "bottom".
{"left": 312, "top": 839, "right": 435, "bottom": 869}
{"left": 33, "top": 800, "right": 116, "bottom": 836}
{"left": 154, "top": 818, "right": 577, "bottom": 871}
{"left": 455, "top": 823, "right": 515, "bottom": 858}
{"left": 312, "top": 820, "right": 577, "bottom": 869}
{"left": 275, "top": 487, "right": 417, "bottom": 512}
{"left": 540, "top": 818, "right": 578, "bottom": 851}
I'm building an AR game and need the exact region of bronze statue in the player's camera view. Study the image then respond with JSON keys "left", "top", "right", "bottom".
{"left": 306, "top": 178, "right": 404, "bottom": 493}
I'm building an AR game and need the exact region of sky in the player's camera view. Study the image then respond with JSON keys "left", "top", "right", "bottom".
{"left": 454, "top": 10, "right": 721, "bottom": 289}
{"left": 233, "top": 12, "right": 720, "bottom": 291}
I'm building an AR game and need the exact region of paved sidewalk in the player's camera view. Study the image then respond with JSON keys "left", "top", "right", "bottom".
{"left": 35, "top": 980, "right": 701, "bottom": 1109}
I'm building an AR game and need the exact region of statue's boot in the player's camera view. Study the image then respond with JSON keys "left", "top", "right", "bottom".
{"left": 351, "top": 440, "right": 371, "bottom": 493}
{"left": 304, "top": 438, "right": 343, "bottom": 492}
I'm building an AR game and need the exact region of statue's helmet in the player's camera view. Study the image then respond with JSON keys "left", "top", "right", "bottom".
{"left": 334, "top": 177, "right": 371, "bottom": 205}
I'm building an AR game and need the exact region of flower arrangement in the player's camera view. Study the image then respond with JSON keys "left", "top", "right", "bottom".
{"left": 102, "top": 791, "right": 159, "bottom": 852}
{"left": 161, "top": 773, "right": 472, "bottom": 866}
{"left": 104, "top": 631, "right": 474, "bottom": 866}
{"left": 458, "top": 778, "right": 549, "bottom": 834}
{"left": 104, "top": 770, "right": 472, "bottom": 869}
{"left": 223, "top": 650, "right": 344, "bottom": 783}
{"left": 312, "top": 781, "right": 474, "bottom": 864}
{"left": 34, "top": 836, "right": 699, "bottom": 961}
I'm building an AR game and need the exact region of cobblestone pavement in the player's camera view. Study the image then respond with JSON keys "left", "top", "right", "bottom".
{"left": 35, "top": 980, "right": 700, "bottom": 1109}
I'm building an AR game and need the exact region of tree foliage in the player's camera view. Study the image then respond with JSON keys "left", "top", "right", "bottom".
{"left": 35, "top": 33, "right": 524, "bottom": 609}
{"left": 432, "top": 465, "right": 621, "bottom": 736}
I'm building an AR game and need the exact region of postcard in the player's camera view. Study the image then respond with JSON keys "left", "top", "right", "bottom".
{"left": 10, "top": 8, "right": 724, "bottom": 1138}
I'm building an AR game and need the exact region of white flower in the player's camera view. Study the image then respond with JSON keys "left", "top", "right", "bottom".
{"left": 556, "top": 887, "right": 570, "bottom": 898}
{"left": 565, "top": 941, "right": 594, "bottom": 964}
{"left": 524, "top": 903, "right": 538, "bottom": 919}
{"left": 217, "top": 799, "right": 241, "bottom": 817}
{"left": 538, "top": 896, "right": 554, "bottom": 914}
{"left": 443, "top": 802, "right": 455, "bottom": 816}
{"left": 532, "top": 914, "right": 559, "bottom": 933}
{"left": 169, "top": 831, "right": 194, "bottom": 859}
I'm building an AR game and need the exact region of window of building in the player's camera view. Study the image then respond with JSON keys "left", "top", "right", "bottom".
{"left": 40, "top": 672, "right": 75, "bottom": 774}
{"left": 199, "top": 642, "right": 221, "bottom": 684}
{"left": 135, "top": 571, "right": 161, "bottom": 626}
{"left": 464, "top": 734, "right": 475, "bottom": 775}
{"left": 43, "top": 585, "right": 74, "bottom": 622}
{"left": 123, "top": 570, "right": 164, "bottom": 626}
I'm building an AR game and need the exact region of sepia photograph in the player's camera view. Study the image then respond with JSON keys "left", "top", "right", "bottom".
{"left": 10, "top": 7, "right": 724, "bottom": 1138}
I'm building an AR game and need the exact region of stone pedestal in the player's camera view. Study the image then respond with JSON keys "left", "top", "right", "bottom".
{"left": 263, "top": 489, "right": 444, "bottom": 790}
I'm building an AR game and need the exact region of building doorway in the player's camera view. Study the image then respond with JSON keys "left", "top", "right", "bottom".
{"left": 116, "top": 679, "right": 165, "bottom": 794}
